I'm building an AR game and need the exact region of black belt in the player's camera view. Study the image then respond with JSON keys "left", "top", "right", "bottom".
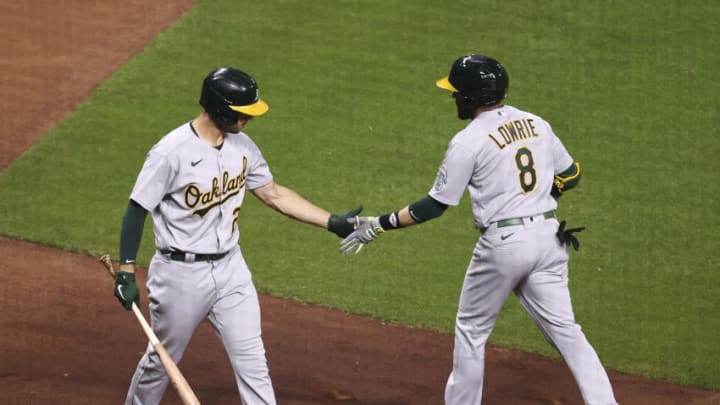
{"left": 496, "top": 210, "right": 556, "bottom": 228}
{"left": 160, "top": 249, "right": 228, "bottom": 262}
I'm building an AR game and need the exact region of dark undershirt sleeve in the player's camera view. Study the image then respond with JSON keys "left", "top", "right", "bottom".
{"left": 119, "top": 199, "right": 148, "bottom": 265}
{"left": 408, "top": 195, "right": 448, "bottom": 223}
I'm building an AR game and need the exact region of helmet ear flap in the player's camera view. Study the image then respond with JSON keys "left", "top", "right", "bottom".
{"left": 451, "top": 91, "right": 474, "bottom": 104}
{"left": 455, "top": 93, "right": 478, "bottom": 120}
{"left": 200, "top": 83, "right": 240, "bottom": 126}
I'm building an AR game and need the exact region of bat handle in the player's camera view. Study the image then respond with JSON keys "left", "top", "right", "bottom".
{"left": 99, "top": 254, "right": 117, "bottom": 277}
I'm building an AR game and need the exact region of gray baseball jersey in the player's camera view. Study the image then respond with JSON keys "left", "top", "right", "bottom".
{"left": 435, "top": 105, "right": 617, "bottom": 405}
{"left": 125, "top": 122, "right": 277, "bottom": 404}
{"left": 131, "top": 122, "right": 273, "bottom": 253}
{"left": 429, "top": 105, "right": 573, "bottom": 229}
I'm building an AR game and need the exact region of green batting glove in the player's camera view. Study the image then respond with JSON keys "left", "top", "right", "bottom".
{"left": 114, "top": 271, "right": 140, "bottom": 311}
{"left": 327, "top": 206, "right": 363, "bottom": 238}
{"left": 339, "top": 216, "right": 385, "bottom": 255}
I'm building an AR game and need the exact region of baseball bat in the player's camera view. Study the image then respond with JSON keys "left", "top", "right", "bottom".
{"left": 99, "top": 255, "right": 201, "bottom": 405}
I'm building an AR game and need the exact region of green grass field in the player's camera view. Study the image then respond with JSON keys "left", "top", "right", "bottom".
{"left": 1, "top": 0, "right": 718, "bottom": 389}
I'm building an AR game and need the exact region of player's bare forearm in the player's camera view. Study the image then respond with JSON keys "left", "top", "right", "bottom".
{"left": 119, "top": 263, "right": 136, "bottom": 273}
{"left": 251, "top": 181, "right": 330, "bottom": 228}
{"left": 396, "top": 206, "right": 418, "bottom": 227}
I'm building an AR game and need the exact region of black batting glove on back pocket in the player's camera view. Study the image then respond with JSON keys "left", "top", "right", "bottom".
{"left": 556, "top": 220, "right": 586, "bottom": 251}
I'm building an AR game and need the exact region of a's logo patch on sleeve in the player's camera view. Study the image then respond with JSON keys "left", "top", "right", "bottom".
{"left": 433, "top": 167, "right": 448, "bottom": 192}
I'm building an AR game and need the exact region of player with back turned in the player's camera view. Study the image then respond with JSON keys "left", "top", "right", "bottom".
{"left": 340, "top": 54, "right": 618, "bottom": 404}
{"left": 113, "top": 67, "right": 361, "bottom": 404}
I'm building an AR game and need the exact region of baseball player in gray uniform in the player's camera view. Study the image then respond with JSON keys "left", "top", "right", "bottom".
{"left": 113, "top": 67, "right": 361, "bottom": 405}
{"left": 340, "top": 55, "right": 617, "bottom": 404}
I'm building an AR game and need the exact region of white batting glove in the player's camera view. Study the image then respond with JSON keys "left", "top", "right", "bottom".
{"left": 339, "top": 216, "right": 385, "bottom": 255}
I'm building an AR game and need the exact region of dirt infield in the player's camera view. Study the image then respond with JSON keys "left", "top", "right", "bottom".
{"left": 1, "top": 1, "right": 718, "bottom": 404}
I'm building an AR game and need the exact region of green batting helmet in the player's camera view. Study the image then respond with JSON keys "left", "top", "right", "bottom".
{"left": 199, "top": 67, "right": 269, "bottom": 126}
{"left": 436, "top": 54, "right": 509, "bottom": 119}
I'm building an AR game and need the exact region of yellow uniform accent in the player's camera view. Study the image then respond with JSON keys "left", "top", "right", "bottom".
{"left": 553, "top": 162, "right": 581, "bottom": 193}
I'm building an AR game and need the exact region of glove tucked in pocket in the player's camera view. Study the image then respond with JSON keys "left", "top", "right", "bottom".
{"left": 556, "top": 220, "right": 585, "bottom": 251}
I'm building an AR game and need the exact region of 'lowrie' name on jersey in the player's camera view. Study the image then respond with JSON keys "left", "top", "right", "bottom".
{"left": 488, "top": 119, "right": 539, "bottom": 150}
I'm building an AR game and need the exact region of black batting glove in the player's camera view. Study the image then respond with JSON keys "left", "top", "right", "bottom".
{"left": 556, "top": 220, "right": 586, "bottom": 251}
{"left": 114, "top": 271, "right": 140, "bottom": 311}
{"left": 327, "top": 206, "right": 363, "bottom": 238}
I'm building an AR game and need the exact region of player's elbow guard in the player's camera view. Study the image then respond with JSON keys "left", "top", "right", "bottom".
{"left": 551, "top": 161, "right": 581, "bottom": 198}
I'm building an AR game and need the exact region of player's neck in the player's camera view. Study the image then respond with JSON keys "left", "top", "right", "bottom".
{"left": 192, "top": 113, "right": 225, "bottom": 147}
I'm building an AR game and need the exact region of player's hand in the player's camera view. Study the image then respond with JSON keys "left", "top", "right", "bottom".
{"left": 327, "top": 206, "right": 363, "bottom": 238}
{"left": 556, "top": 220, "right": 585, "bottom": 251}
{"left": 114, "top": 271, "right": 140, "bottom": 311}
{"left": 339, "top": 216, "right": 385, "bottom": 255}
